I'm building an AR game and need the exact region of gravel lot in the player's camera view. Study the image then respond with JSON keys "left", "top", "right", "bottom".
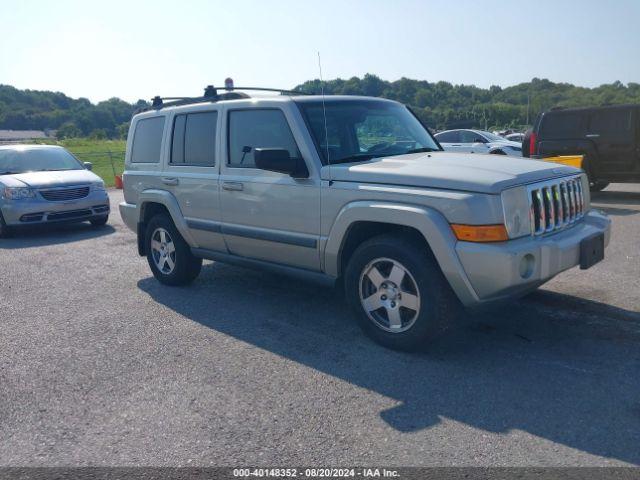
{"left": 0, "top": 185, "right": 639, "bottom": 467}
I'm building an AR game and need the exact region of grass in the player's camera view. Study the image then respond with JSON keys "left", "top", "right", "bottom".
{"left": 31, "top": 138, "right": 126, "bottom": 187}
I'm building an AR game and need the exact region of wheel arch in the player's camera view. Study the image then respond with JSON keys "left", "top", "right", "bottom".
{"left": 136, "top": 190, "right": 198, "bottom": 255}
{"left": 324, "top": 201, "right": 479, "bottom": 306}
{"left": 488, "top": 147, "right": 507, "bottom": 155}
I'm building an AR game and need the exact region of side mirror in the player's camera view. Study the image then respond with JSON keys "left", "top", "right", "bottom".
{"left": 83, "top": 162, "right": 93, "bottom": 170}
{"left": 254, "top": 148, "right": 309, "bottom": 178}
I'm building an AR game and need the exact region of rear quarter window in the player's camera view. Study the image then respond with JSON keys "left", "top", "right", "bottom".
{"left": 589, "top": 108, "right": 633, "bottom": 135}
{"left": 435, "top": 131, "right": 459, "bottom": 143}
{"left": 540, "top": 112, "right": 584, "bottom": 139}
{"left": 131, "top": 116, "right": 165, "bottom": 163}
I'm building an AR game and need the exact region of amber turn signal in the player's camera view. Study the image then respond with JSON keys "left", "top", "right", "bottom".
{"left": 451, "top": 224, "right": 509, "bottom": 243}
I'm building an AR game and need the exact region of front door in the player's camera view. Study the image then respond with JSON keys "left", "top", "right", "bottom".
{"left": 460, "top": 130, "right": 489, "bottom": 154}
{"left": 219, "top": 107, "right": 321, "bottom": 271}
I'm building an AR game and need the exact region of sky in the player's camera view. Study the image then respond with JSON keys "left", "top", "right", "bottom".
{"left": 1, "top": 0, "right": 639, "bottom": 103}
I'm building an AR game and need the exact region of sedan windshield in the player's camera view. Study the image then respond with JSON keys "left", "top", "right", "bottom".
{"left": 0, "top": 148, "right": 84, "bottom": 175}
{"left": 478, "top": 131, "right": 507, "bottom": 142}
{"left": 297, "top": 99, "right": 440, "bottom": 165}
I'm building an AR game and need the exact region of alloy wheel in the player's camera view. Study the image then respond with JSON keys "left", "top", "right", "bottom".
{"left": 358, "top": 257, "right": 421, "bottom": 333}
{"left": 151, "top": 227, "right": 176, "bottom": 274}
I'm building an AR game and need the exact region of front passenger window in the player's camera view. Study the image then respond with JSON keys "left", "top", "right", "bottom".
{"left": 460, "top": 131, "right": 484, "bottom": 143}
{"left": 228, "top": 109, "right": 301, "bottom": 168}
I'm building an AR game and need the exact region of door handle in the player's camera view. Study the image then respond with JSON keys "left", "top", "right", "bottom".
{"left": 161, "top": 177, "right": 179, "bottom": 186}
{"left": 222, "top": 181, "right": 244, "bottom": 191}
{"left": 586, "top": 134, "right": 600, "bottom": 138}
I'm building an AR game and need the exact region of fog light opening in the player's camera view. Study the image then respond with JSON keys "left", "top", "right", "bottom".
{"left": 519, "top": 254, "right": 535, "bottom": 279}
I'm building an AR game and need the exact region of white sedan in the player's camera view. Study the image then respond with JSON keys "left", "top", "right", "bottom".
{"left": 435, "top": 129, "right": 523, "bottom": 157}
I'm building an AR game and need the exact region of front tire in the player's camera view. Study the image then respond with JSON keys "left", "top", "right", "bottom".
{"left": 90, "top": 215, "right": 109, "bottom": 227}
{"left": 0, "top": 212, "right": 11, "bottom": 238}
{"left": 145, "top": 213, "right": 202, "bottom": 286}
{"left": 344, "top": 233, "right": 460, "bottom": 351}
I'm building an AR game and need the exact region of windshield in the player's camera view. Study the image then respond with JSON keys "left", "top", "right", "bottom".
{"left": 479, "top": 131, "right": 507, "bottom": 142}
{"left": 0, "top": 147, "right": 84, "bottom": 175}
{"left": 297, "top": 99, "right": 441, "bottom": 165}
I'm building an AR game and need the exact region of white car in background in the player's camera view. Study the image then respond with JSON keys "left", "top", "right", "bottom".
{"left": 505, "top": 132, "right": 525, "bottom": 143}
{"left": 435, "top": 129, "right": 523, "bottom": 157}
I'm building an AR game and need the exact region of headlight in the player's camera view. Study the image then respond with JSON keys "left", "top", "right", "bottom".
{"left": 3, "top": 187, "right": 36, "bottom": 200}
{"left": 501, "top": 186, "right": 531, "bottom": 239}
{"left": 90, "top": 181, "right": 106, "bottom": 192}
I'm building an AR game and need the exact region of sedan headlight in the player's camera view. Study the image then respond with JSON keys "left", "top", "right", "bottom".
{"left": 90, "top": 181, "right": 106, "bottom": 192}
{"left": 501, "top": 186, "right": 531, "bottom": 239}
{"left": 3, "top": 187, "right": 36, "bottom": 200}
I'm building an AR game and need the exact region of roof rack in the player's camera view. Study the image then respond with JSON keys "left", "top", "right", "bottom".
{"left": 136, "top": 84, "right": 313, "bottom": 113}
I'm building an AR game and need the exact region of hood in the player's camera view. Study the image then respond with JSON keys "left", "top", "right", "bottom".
{"left": 321, "top": 152, "right": 580, "bottom": 194}
{"left": 0, "top": 169, "right": 101, "bottom": 189}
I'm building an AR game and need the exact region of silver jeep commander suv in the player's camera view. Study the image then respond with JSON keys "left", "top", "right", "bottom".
{"left": 119, "top": 85, "right": 611, "bottom": 351}
{"left": 0, "top": 145, "right": 109, "bottom": 237}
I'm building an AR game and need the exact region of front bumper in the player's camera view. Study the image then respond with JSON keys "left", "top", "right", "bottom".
{"left": 1, "top": 189, "right": 110, "bottom": 226}
{"left": 455, "top": 210, "right": 611, "bottom": 304}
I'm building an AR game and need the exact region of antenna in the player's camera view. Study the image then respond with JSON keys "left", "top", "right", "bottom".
{"left": 317, "top": 52, "right": 331, "bottom": 183}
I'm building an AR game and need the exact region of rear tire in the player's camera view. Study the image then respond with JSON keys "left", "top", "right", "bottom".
{"left": 344, "top": 233, "right": 460, "bottom": 351}
{"left": 145, "top": 213, "right": 202, "bottom": 286}
{"left": 90, "top": 215, "right": 109, "bottom": 227}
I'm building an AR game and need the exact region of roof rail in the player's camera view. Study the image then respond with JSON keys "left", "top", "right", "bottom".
{"left": 136, "top": 85, "right": 313, "bottom": 113}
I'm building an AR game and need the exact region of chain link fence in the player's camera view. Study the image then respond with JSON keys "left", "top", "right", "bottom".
{"left": 70, "top": 150, "right": 126, "bottom": 187}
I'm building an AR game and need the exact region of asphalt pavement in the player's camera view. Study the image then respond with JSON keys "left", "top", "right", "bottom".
{"left": 0, "top": 185, "right": 638, "bottom": 467}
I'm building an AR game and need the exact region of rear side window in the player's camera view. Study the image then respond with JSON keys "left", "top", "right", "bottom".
{"left": 171, "top": 111, "right": 217, "bottom": 166}
{"left": 589, "top": 108, "right": 633, "bottom": 135}
{"left": 228, "top": 109, "right": 300, "bottom": 168}
{"left": 131, "top": 116, "right": 165, "bottom": 163}
{"left": 540, "top": 113, "right": 583, "bottom": 138}
{"left": 436, "top": 131, "right": 460, "bottom": 143}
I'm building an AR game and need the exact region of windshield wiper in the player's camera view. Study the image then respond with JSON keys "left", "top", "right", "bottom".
{"left": 331, "top": 147, "right": 440, "bottom": 165}
{"left": 405, "top": 147, "right": 440, "bottom": 154}
{"left": 330, "top": 153, "right": 379, "bottom": 165}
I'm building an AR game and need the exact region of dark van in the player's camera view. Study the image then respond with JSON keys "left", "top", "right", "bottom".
{"left": 524, "top": 104, "right": 640, "bottom": 191}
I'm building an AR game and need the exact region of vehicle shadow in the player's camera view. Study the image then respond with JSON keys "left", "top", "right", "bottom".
{"left": 591, "top": 190, "right": 640, "bottom": 206}
{"left": 0, "top": 222, "right": 115, "bottom": 249}
{"left": 590, "top": 190, "right": 640, "bottom": 216}
{"left": 137, "top": 262, "right": 640, "bottom": 465}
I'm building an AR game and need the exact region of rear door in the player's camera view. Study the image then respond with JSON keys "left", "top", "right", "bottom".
{"left": 162, "top": 108, "right": 225, "bottom": 251}
{"left": 436, "top": 130, "right": 463, "bottom": 152}
{"left": 537, "top": 111, "right": 588, "bottom": 158}
{"left": 587, "top": 106, "right": 637, "bottom": 176}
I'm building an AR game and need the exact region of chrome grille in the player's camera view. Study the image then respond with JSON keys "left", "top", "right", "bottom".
{"left": 529, "top": 176, "right": 585, "bottom": 236}
{"left": 39, "top": 186, "right": 90, "bottom": 201}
